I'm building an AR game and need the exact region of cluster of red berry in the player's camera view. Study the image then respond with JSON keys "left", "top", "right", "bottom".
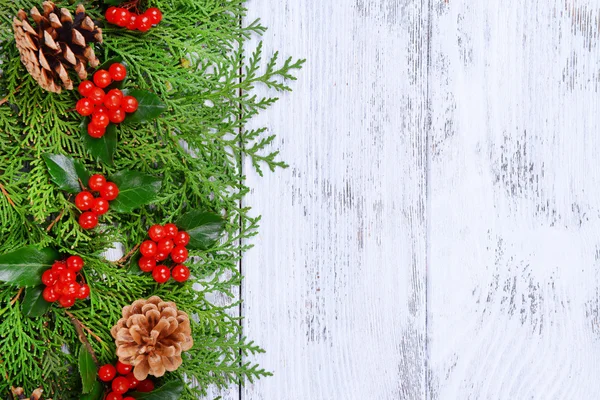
{"left": 138, "top": 224, "right": 191, "bottom": 283}
{"left": 41, "top": 256, "right": 90, "bottom": 308}
{"left": 76, "top": 63, "right": 138, "bottom": 138}
{"left": 98, "top": 361, "right": 154, "bottom": 399}
{"left": 105, "top": 6, "right": 162, "bottom": 32}
{"left": 75, "top": 174, "right": 119, "bottom": 230}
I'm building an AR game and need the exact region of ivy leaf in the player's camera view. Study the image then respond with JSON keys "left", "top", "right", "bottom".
{"left": 176, "top": 211, "right": 225, "bottom": 250}
{"left": 78, "top": 345, "right": 96, "bottom": 394}
{"left": 42, "top": 154, "right": 90, "bottom": 194}
{"left": 80, "top": 380, "right": 103, "bottom": 400}
{"left": 21, "top": 286, "right": 51, "bottom": 317}
{"left": 109, "top": 170, "right": 162, "bottom": 213}
{"left": 81, "top": 121, "right": 117, "bottom": 166}
{"left": 0, "top": 246, "right": 58, "bottom": 287}
{"left": 122, "top": 89, "right": 167, "bottom": 124}
{"left": 131, "top": 381, "right": 184, "bottom": 399}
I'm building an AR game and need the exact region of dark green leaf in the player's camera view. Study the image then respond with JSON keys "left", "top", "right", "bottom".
{"left": 103, "top": 0, "right": 127, "bottom": 5}
{"left": 96, "top": 56, "right": 124, "bottom": 71}
{"left": 22, "top": 286, "right": 51, "bottom": 317}
{"left": 78, "top": 345, "right": 96, "bottom": 394}
{"left": 0, "top": 246, "right": 58, "bottom": 287}
{"left": 122, "top": 89, "right": 167, "bottom": 124}
{"left": 42, "top": 153, "right": 90, "bottom": 194}
{"left": 109, "top": 170, "right": 162, "bottom": 213}
{"left": 131, "top": 381, "right": 185, "bottom": 400}
{"left": 81, "top": 121, "right": 117, "bottom": 166}
{"left": 80, "top": 380, "right": 103, "bottom": 400}
{"left": 176, "top": 211, "right": 225, "bottom": 250}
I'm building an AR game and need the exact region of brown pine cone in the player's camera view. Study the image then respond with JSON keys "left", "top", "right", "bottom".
{"left": 111, "top": 296, "right": 194, "bottom": 381}
{"left": 12, "top": 2, "right": 103, "bottom": 93}
{"left": 10, "top": 387, "right": 50, "bottom": 400}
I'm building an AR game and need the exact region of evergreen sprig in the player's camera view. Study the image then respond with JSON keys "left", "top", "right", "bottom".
{"left": 0, "top": 0, "right": 303, "bottom": 397}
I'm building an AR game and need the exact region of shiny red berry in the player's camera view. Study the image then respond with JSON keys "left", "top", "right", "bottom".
{"left": 88, "top": 87, "right": 105, "bottom": 104}
{"left": 62, "top": 282, "right": 79, "bottom": 296}
{"left": 108, "top": 88, "right": 124, "bottom": 99}
{"left": 91, "top": 111, "right": 110, "bottom": 128}
{"left": 114, "top": 9, "right": 131, "bottom": 27}
{"left": 125, "top": 372, "right": 139, "bottom": 388}
{"left": 172, "top": 265, "right": 190, "bottom": 282}
{"left": 109, "top": 63, "right": 127, "bottom": 81}
{"left": 146, "top": 7, "right": 162, "bottom": 24}
{"left": 122, "top": 96, "right": 139, "bottom": 113}
{"left": 105, "top": 393, "right": 122, "bottom": 400}
{"left": 155, "top": 251, "right": 169, "bottom": 261}
{"left": 109, "top": 108, "right": 126, "bottom": 124}
{"left": 76, "top": 98, "right": 94, "bottom": 116}
{"left": 77, "top": 283, "right": 90, "bottom": 299}
{"left": 106, "top": 6, "right": 118, "bottom": 23}
{"left": 126, "top": 13, "right": 138, "bottom": 30}
{"left": 58, "top": 295, "right": 75, "bottom": 308}
{"left": 123, "top": 398, "right": 135, "bottom": 400}
{"left": 87, "top": 123, "right": 106, "bottom": 138}
{"left": 112, "top": 376, "right": 130, "bottom": 394}
{"left": 59, "top": 269, "right": 76, "bottom": 283}
{"left": 42, "top": 286, "right": 60, "bottom": 302}
{"left": 52, "top": 261, "right": 66, "bottom": 272}
{"left": 171, "top": 246, "right": 188, "bottom": 263}
{"left": 117, "top": 360, "right": 133, "bottom": 375}
{"left": 66, "top": 255, "right": 84, "bottom": 271}
{"left": 140, "top": 240, "right": 158, "bottom": 257}
{"left": 163, "top": 223, "right": 178, "bottom": 238}
{"left": 100, "top": 182, "right": 119, "bottom": 200}
{"left": 92, "top": 197, "right": 110, "bottom": 215}
{"left": 148, "top": 224, "right": 166, "bottom": 241}
{"left": 174, "top": 231, "right": 190, "bottom": 246}
{"left": 88, "top": 174, "right": 106, "bottom": 191}
{"left": 157, "top": 238, "right": 174, "bottom": 254}
{"left": 78, "top": 80, "right": 95, "bottom": 97}
{"left": 75, "top": 191, "right": 94, "bottom": 211}
{"left": 138, "top": 256, "right": 156, "bottom": 272}
{"left": 152, "top": 265, "right": 170, "bottom": 283}
{"left": 98, "top": 364, "right": 117, "bottom": 382}
{"left": 42, "top": 269, "right": 58, "bottom": 286}
{"left": 79, "top": 211, "right": 98, "bottom": 230}
{"left": 93, "top": 70, "right": 112, "bottom": 89}
{"left": 136, "top": 14, "right": 152, "bottom": 32}
{"left": 137, "top": 379, "right": 154, "bottom": 392}
{"left": 103, "top": 91, "right": 122, "bottom": 110}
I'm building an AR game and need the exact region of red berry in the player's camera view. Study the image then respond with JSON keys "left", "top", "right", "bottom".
{"left": 123, "top": 397, "right": 135, "bottom": 400}
{"left": 174, "top": 231, "right": 190, "bottom": 246}
{"left": 112, "top": 376, "right": 130, "bottom": 394}
{"left": 121, "top": 96, "right": 139, "bottom": 113}
{"left": 137, "top": 379, "right": 154, "bottom": 392}
{"left": 79, "top": 211, "right": 98, "bottom": 230}
{"left": 88, "top": 174, "right": 107, "bottom": 191}
{"left": 106, "top": 393, "right": 122, "bottom": 400}
{"left": 59, "top": 269, "right": 76, "bottom": 283}
{"left": 42, "top": 286, "right": 60, "bottom": 302}
{"left": 91, "top": 111, "right": 110, "bottom": 128}
{"left": 125, "top": 372, "right": 139, "bottom": 388}
{"left": 98, "top": 364, "right": 117, "bottom": 382}
{"left": 146, "top": 7, "right": 162, "bottom": 25}
{"left": 116, "top": 360, "right": 133, "bottom": 375}
{"left": 148, "top": 225, "right": 166, "bottom": 241}
{"left": 42, "top": 269, "right": 58, "bottom": 286}
{"left": 77, "top": 283, "right": 90, "bottom": 299}
{"left": 92, "top": 197, "right": 110, "bottom": 215}
{"left": 87, "top": 123, "right": 106, "bottom": 138}
{"left": 152, "top": 265, "right": 170, "bottom": 283}
{"left": 88, "top": 87, "right": 105, "bottom": 104}
{"left": 136, "top": 14, "right": 152, "bottom": 32}
{"left": 52, "top": 261, "right": 66, "bottom": 272}
{"left": 58, "top": 295, "right": 75, "bottom": 308}
{"left": 172, "top": 265, "right": 190, "bottom": 282}
{"left": 164, "top": 223, "right": 178, "bottom": 238}
{"left": 108, "top": 108, "right": 126, "bottom": 124}
{"left": 171, "top": 246, "right": 188, "bottom": 263}
{"left": 140, "top": 240, "right": 158, "bottom": 257}
{"left": 114, "top": 9, "right": 131, "bottom": 27}
{"left": 76, "top": 98, "right": 94, "bottom": 116}
{"left": 155, "top": 251, "right": 169, "bottom": 261}
{"left": 157, "top": 238, "right": 174, "bottom": 254}
{"left": 78, "top": 80, "right": 95, "bottom": 97}
{"left": 138, "top": 256, "right": 156, "bottom": 272}
{"left": 93, "top": 69, "right": 112, "bottom": 89}
{"left": 100, "top": 182, "right": 119, "bottom": 201}
{"left": 62, "top": 281, "right": 79, "bottom": 296}
{"left": 75, "top": 191, "right": 94, "bottom": 211}
{"left": 108, "top": 88, "right": 124, "bottom": 99}
{"left": 103, "top": 91, "right": 122, "bottom": 110}
{"left": 66, "top": 255, "right": 84, "bottom": 271}
{"left": 106, "top": 6, "right": 118, "bottom": 23}
{"left": 126, "top": 13, "right": 138, "bottom": 30}
{"left": 109, "top": 63, "right": 127, "bottom": 81}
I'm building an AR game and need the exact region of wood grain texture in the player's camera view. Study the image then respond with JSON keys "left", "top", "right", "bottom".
{"left": 428, "top": 0, "right": 600, "bottom": 399}
{"left": 241, "top": 1, "right": 428, "bottom": 399}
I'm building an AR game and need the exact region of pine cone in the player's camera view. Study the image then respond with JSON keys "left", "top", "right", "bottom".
{"left": 111, "top": 296, "right": 194, "bottom": 381}
{"left": 12, "top": 2, "right": 103, "bottom": 93}
{"left": 10, "top": 387, "right": 51, "bottom": 400}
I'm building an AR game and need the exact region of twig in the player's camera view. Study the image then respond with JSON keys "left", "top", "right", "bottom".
{"left": 9, "top": 288, "right": 24, "bottom": 306}
{"left": 0, "top": 85, "right": 21, "bottom": 107}
{"left": 0, "top": 182, "right": 16, "bottom": 208}
{"left": 64, "top": 310, "right": 102, "bottom": 363}
{"left": 117, "top": 243, "right": 140, "bottom": 265}
{"left": 46, "top": 209, "right": 65, "bottom": 232}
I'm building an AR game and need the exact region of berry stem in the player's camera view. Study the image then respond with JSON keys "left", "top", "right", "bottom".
{"left": 64, "top": 310, "right": 103, "bottom": 363}
{"left": 116, "top": 243, "right": 141, "bottom": 266}
{"left": 9, "top": 287, "right": 24, "bottom": 306}
{"left": 46, "top": 208, "right": 66, "bottom": 232}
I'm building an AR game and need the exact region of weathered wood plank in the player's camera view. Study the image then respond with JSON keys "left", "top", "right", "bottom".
{"left": 241, "top": 1, "right": 428, "bottom": 399}
{"left": 428, "top": 1, "right": 600, "bottom": 398}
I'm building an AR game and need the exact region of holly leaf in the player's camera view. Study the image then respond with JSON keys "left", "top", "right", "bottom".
{"left": 81, "top": 121, "right": 117, "bottom": 166}
{"left": 78, "top": 345, "right": 96, "bottom": 394}
{"left": 109, "top": 170, "right": 162, "bottom": 213}
{"left": 131, "top": 381, "right": 184, "bottom": 400}
{"left": 22, "top": 285, "right": 51, "bottom": 317}
{"left": 0, "top": 246, "right": 58, "bottom": 287}
{"left": 80, "top": 380, "right": 103, "bottom": 400}
{"left": 176, "top": 211, "right": 225, "bottom": 250}
{"left": 42, "top": 153, "right": 90, "bottom": 194}
{"left": 122, "top": 89, "right": 167, "bottom": 124}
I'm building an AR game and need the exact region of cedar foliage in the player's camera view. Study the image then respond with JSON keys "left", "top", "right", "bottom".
{"left": 0, "top": 0, "right": 303, "bottom": 397}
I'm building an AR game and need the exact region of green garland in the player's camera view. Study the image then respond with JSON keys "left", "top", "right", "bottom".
{"left": 0, "top": 0, "right": 303, "bottom": 397}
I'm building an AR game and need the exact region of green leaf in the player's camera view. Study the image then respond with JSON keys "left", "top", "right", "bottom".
{"left": 21, "top": 286, "right": 51, "bottom": 317}
{"left": 109, "top": 170, "right": 162, "bottom": 213}
{"left": 81, "top": 121, "right": 117, "bottom": 166}
{"left": 103, "top": 0, "right": 126, "bottom": 4}
{"left": 96, "top": 56, "right": 124, "bottom": 71}
{"left": 176, "top": 211, "right": 225, "bottom": 250}
{"left": 0, "top": 246, "right": 58, "bottom": 287}
{"left": 42, "top": 154, "right": 90, "bottom": 194}
{"left": 78, "top": 345, "right": 96, "bottom": 394}
{"left": 122, "top": 89, "right": 167, "bottom": 124}
{"left": 131, "top": 381, "right": 185, "bottom": 400}
{"left": 80, "top": 380, "right": 103, "bottom": 400}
